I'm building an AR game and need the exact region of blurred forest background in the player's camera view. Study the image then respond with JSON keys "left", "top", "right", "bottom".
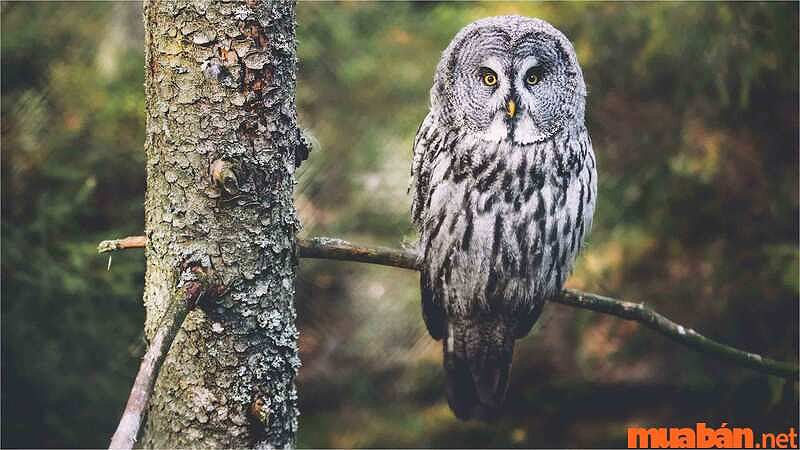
{"left": 2, "top": 2, "right": 798, "bottom": 448}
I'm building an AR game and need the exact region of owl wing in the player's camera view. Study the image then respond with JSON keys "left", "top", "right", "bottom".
{"left": 410, "top": 113, "right": 446, "bottom": 339}
{"left": 410, "top": 113, "right": 438, "bottom": 228}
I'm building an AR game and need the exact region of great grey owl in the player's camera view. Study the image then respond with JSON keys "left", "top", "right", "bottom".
{"left": 410, "top": 16, "right": 597, "bottom": 420}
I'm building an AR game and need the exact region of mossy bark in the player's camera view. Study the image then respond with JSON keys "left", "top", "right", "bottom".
{"left": 140, "top": 0, "right": 299, "bottom": 447}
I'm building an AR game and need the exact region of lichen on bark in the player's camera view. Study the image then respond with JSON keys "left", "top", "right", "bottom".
{"left": 140, "top": 0, "right": 300, "bottom": 448}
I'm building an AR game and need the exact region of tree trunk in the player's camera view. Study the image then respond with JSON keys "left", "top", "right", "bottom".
{"left": 139, "top": 1, "right": 299, "bottom": 447}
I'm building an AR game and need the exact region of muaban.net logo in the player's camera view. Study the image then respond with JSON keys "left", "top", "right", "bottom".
{"left": 627, "top": 423, "right": 798, "bottom": 449}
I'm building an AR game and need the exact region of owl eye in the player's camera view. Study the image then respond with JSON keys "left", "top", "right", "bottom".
{"left": 525, "top": 68, "right": 541, "bottom": 86}
{"left": 480, "top": 69, "right": 498, "bottom": 86}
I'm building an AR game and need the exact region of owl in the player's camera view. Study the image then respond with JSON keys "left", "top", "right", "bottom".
{"left": 410, "top": 16, "right": 597, "bottom": 420}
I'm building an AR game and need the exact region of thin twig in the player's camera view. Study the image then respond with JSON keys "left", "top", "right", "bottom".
{"left": 100, "top": 234, "right": 798, "bottom": 379}
{"left": 109, "top": 296, "right": 189, "bottom": 450}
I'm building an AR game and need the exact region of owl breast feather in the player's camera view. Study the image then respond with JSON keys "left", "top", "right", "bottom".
{"left": 412, "top": 113, "right": 596, "bottom": 317}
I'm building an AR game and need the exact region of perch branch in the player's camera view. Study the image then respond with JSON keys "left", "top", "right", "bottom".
{"left": 297, "top": 236, "right": 419, "bottom": 270}
{"left": 99, "top": 235, "right": 798, "bottom": 380}
{"left": 555, "top": 290, "right": 798, "bottom": 378}
{"left": 109, "top": 296, "right": 189, "bottom": 450}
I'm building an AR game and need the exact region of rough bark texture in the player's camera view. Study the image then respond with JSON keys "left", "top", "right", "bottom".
{"left": 140, "top": 1, "right": 299, "bottom": 448}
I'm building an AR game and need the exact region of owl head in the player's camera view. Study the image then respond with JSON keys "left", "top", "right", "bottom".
{"left": 431, "top": 16, "right": 586, "bottom": 145}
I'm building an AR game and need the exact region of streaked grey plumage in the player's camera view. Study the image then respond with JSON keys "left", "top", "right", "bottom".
{"left": 410, "top": 15, "right": 597, "bottom": 420}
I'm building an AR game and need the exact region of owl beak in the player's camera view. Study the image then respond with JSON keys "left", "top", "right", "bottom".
{"left": 506, "top": 99, "right": 516, "bottom": 118}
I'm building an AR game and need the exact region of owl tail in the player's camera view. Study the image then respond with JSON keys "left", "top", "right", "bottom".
{"left": 443, "top": 318, "right": 515, "bottom": 421}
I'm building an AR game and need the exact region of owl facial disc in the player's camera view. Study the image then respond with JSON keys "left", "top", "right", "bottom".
{"left": 431, "top": 15, "right": 587, "bottom": 146}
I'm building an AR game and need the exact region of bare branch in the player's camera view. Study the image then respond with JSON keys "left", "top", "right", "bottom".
{"left": 98, "top": 236, "right": 148, "bottom": 253}
{"left": 556, "top": 289, "right": 798, "bottom": 378}
{"left": 99, "top": 234, "right": 798, "bottom": 379}
{"left": 109, "top": 297, "right": 189, "bottom": 450}
{"left": 297, "top": 237, "right": 419, "bottom": 270}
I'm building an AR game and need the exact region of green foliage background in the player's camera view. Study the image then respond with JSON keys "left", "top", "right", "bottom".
{"left": 2, "top": 2, "right": 797, "bottom": 448}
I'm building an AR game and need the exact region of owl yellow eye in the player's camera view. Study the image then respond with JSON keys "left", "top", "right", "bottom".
{"left": 482, "top": 71, "right": 497, "bottom": 86}
{"left": 526, "top": 71, "right": 539, "bottom": 85}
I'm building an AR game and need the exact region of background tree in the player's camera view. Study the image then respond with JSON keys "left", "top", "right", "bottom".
{"left": 2, "top": 2, "right": 797, "bottom": 448}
